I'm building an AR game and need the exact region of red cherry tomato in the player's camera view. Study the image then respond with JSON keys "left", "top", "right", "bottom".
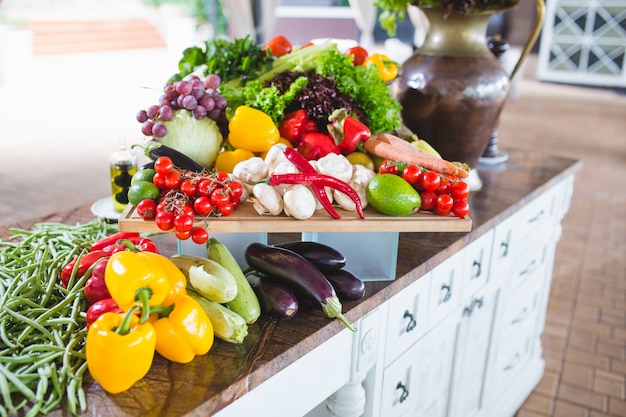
{"left": 164, "top": 171, "right": 181, "bottom": 189}
{"left": 211, "top": 189, "right": 231, "bottom": 208}
{"left": 263, "top": 35, "right": 292, "bottom": 57}
{"left": 379, "top": 160, "right": 398, "bottom": 175}
{"left": 345, "top": 46, "right": 369, "bottom": 66}
{"left": 152, "top": 172, "right": 166, "bottom": 189}
{"left": 193, "top": 196, "right": 213, "bottom": 216}
{"left": 450, "top": 181, "right": 470, "bottom": 201}
{"left": 420, "top": 171, "right": 441, "bottom": 192}
{"left": 155, "top": 211, "right": 175, "bottom": 231}
{"left": 227, "top": 181, "right": 244, "bottom": 202}
{"left": 217, "top": 202, "right": 235, "bottom": 217}
{"left": 154, "top": 156, "right": 173, "bottom": 175}
{"left": 197, "top": 179, "right": 216, "bottom": 197}
{"left": 434, "top": 194, "right": 454, "bottom": 216}
{"left": 175, "top": 229, "right": 191, "bottom": 240}
{"left": 451, "top": 199, "right": 470, "bottom": 218}
{"left": 420, "top": 190, "right": 437, "bottom": 211}
{"left": 401, "top": 165, "right": 422, "bottom": 185}
{"left": 174, "top": 213, "right": 194, "bottom": 232}
{"left": 191, "top": 227, "right": 209, "bottom": 244}
{"left": 180, "top": 179, "right": 198, "bottom": 197}
{"left": 436, "top": 178, "right": 451, "bottom": 195}
{"left": 136, "top": 199, "right": 157, "bottom": 220}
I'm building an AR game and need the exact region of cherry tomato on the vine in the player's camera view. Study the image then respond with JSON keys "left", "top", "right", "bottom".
{"left": 193, "top": 196, "right": 213, "bottom": 216}
{"left": 155, "top": 211, "right": 175, "bottom": 231}
{"left": 152, "top": 172, "right": 166, "bottom": 189}
{"left": 402, "top": 165, "right": 422, "bottom": 186}
{"left": 180, "top": 179, "right": 198, "bottom": 197}
{"left": 174, "top": 213, "right": 194, "bottom": 232}
{"left": 420, "top": 171, "right": 441, "bottom": 192}
{"left": 154, "top": 156, "right": 173, "bottom": 175}
{"left": 164, "top": 171, "right": 182, "bottom": 189}
{"left": 436, "top": 178, "right": 451, "bottom": 195}
{"left": 451, "top": 199, "right": 470, "bottom": 218}
{"left": 434, "top": 194, "right": 454, "bottom": 216}
{"left": 211, "top": 189, "right": 231, "bottom": 208}
{"left": 420, "top": 190, "right": 437, "bottom": 211}
{"left": 197, "top": 179, "right": 216, "bottom": 197}
{"left": 450, "top": 181, "right": 470, "bottom": 201}
{"left": 379, "top": 160, "right": 398, "bottom": 175}
{"left": 191, "top": 227, "right": 209, "bottom": 244}
{"left": 227, "top": 181, "right": 244, "bottom": 202}
{"left": 217, "top": 202, "right": 235, "bottom": 217}
{"left": 136, "top": 199, "right": 157, "bottom": 220}
{"left": 175, "top": 229, "right": 191, "bottom": 240}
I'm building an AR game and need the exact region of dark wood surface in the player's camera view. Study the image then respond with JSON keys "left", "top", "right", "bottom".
{"left": 1, "top": 148, "right": 581, "bottom": 417}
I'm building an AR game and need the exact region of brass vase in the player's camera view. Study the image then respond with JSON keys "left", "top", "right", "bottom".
{"left": 395, "top": 2, "right": 545, "bottom": 169}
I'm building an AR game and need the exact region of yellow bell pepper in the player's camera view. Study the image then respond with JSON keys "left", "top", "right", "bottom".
{"left": 364, "top": 53, "right": 398, "bottom": 83}
{"left": 214, "top": 147, "right": 256, "bottom": 173}
{"left": 150, "top": 294, "right": 214, "bottom": 363}
{"left": 86, "top": 311, "right": 156, "bottom": 394}
{"left": 228, "top": 105, "right": 280, "bottom": 153}
{"left": 138, "top": 251, "right": 187, "bottom": 307}
{"left": 104, "top": 251, "right": 171, "bottom": 311}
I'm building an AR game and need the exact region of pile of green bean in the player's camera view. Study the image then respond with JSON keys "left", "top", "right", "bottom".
{"left": 0, "top": 219, "right": 116, "bottom": 417}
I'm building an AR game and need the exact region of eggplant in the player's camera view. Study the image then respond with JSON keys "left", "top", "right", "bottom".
{"left": 321, "top": 269, "right": 365, "bottom": 301}
{"left": 276, "top": 241, "right": 346, "bottom": 271}
{"left": 139, "top": 141, "right": 205, "bottom": 172}
{"left": 247, "top": 272, "right": 299, "bottom": 320}
{"left": 245, "top": 242, "right": 356, "bottom": 331}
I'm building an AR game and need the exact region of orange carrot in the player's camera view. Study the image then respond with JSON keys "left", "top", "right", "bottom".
{"left": 364, "top": 133, "right": 469, "bottom": 178}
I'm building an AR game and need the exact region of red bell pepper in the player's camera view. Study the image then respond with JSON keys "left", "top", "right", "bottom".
{"left": 60, "top": 250, "right": 108, "bottom": 288}
{"left": 83, "top": 258, "right": 112, "bottom": 305}
{"left": 85, "top": 297, "right": 123, "bottom": 328}
{"left": 297, "top": 132, "right": 340, "bottom": 161}
{"left": 279, "top": 109, "right": 317, "bottom": 145}
{"left": 102, "top": 236, "right": 159, "bottom": 255}
{"left": 329, "top": 111, "right": 371, "bottom": 155}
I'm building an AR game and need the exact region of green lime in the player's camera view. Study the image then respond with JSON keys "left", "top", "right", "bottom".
{"left": 131, "top": 168, "right": 156, "bottom": 184}
{"left": 346, "top": 151, "right": 375, "bottom": 171}
{"left": 127, "top": 180, "right": 160, "bottom": 207}
{"left": 366, "top": 173, "right": 422, "bottom": 216}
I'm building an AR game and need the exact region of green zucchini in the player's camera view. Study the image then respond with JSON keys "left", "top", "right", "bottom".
{"left": 188, "top": 290, "right": 248, "bottom": 344}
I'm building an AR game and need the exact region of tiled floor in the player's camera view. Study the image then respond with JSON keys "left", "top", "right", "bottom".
{"left": 2, "top": 49, "right": 626, "bottom": 416}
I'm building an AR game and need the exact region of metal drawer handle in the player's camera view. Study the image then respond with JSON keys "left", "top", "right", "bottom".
{"left": 471, "top": 259, "right": 482, "bottom": 279}
{"left": 403, "top": 310, "right": 417, "bottom": 333}
{"left": 519, "top": 259, "right": 537, "bottom": 276}
{"left": 463, "top": 297, "right": 484, "bottom": 317}
{"left": 396, "top": 381, "right": 409, "bottom": 403}
{"left": 528, "top": 209, "right": 545, "bottom": 224}
{"left": 440, "top": 283, "right": 451, "bottom": 304}
{"left": 511, "top": 307, "right": 529, "bottom": 325}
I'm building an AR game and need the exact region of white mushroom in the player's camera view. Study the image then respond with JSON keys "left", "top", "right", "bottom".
{"left": 232, "top": 157, "right": 268, "bottom": 185}
{"left": 282, "top": 185, "right": 317, "bottom": 220}
{"left": 263, "top": 143, "right": 289, "bottom": 174}
{"left": 315, "top": 153, "right": 353, "bottom": 182}
{"left": 307, "top": 160, "right": 335, "bottom": 210}
{"left": 249, "top": 183, "right": 283, "bottom": 216}
{"left": 334, "top": 179, "right": 369, "bottom": 211}
{"left": 270, "top": 161, "right": 300, "bottom": 195}
{"left": 351, "top": 164, "right": 376, "bottom": 187}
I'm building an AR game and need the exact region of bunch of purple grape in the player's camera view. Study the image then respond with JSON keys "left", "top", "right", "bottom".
{"left": 136, "top": 74, "right": 227, "bottom": 138}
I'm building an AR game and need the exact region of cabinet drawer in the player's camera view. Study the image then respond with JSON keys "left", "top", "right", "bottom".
{"left": 506, "top": 240, "right": 550, "bottom": 292}
{"left": 427, "top": 251, "right": 463, "bottom": 329}
{"left": 500, "top": 276, "right": 542, "bottom": 340}
{"left": 384, "top": 274, "right": 430, "bottom": 366}
{"left": 515, "top": 189, "right": 557, "bottom": 241}
{"left": 460, "top": 230, "right": 494, "bottom": 300}
{"left": 492, "top": 319, "right": 538, "bottom": 387}
{"left": 380, "top": 340, "right": 425, "bottom": 417}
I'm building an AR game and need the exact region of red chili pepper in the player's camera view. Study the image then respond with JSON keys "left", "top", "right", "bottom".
{"left": 283, "top": 147, "right": 341, "bottom": 219}
{"left": 85, "top": 298, "right": 123, "bottom": 328}
{"left": 60, "top": 250, "right": 108, "bottom": 287}
{"left": 268, "top": 173, "right": 365, "bottom": 219}
{"left": 279, "top": 109, "right": 317, "bottom": 145}
{"left": 90, "top": 231, "right": 140, "bottom": 252}
{"left": 102, "top": 236, "right": 159, "bottom": 255}
{"left": 83, "top": 258, "right": 111, "bottom": 305}
{"left": 297, "top": 132, "right": 340, "bottom": 161}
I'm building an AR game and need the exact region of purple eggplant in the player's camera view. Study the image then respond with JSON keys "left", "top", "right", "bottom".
{"left": 247, "top": 272, "right": 299, "bottom": 320}
{"left": 244, "top": 242, "right": 356, "bottom": 331}
{"left": 321, "top": 269, "right": 365, "bottom": 301}
{"left": 276, "top": 241, "right": 346, "bottom": 271}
